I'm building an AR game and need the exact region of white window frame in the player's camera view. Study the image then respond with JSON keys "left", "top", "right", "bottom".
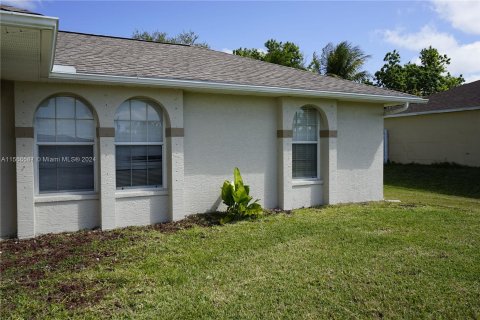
{"left": 34, "top": 96, "right": 98, "bottom": 195}
{"left": 114, "top": 99, "right": 166, "bottom": 191}
{"left": 292, "top": 107, "right": 321, "bottom": 181}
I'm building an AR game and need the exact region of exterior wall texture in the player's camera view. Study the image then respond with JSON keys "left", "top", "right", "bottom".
{"left": 336, "top": 102, "right": 384, "bottom": 203}
{"left": 183, "top": 93, "right": 279, "bottom": 214}
{"left": 13, "top": 81, "right": 183, "bottom": 238}
{"left": 385, "top": 110, "right": 480, "bottom": 167}
{"left": 115, "top": 194, "right": 169, "bottom": 228}
{"left": 35, "top": 198, "right": 99, "bottom": 235}
{"left": 6, "top": 81, "right": 385, "bottom": 238}
{"left": 292, "top": 184, "right": 323, "bottom": 208}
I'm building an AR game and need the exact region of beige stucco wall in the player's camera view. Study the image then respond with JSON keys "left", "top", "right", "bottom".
{"left": 13, "top": 81, "right": 184, "bottom": 237}
{"left": 183, "top": 92, "right": 279, "bottom": 214}
{"left": 336, "top": 102, "right": 384, "bottom": 203}
{"left": 385, "top": 110, "right": 480, "bottom": 167}
{"left": 35, "top": 198, "right": 99, "bottom": 235}
{"left": 115, "top": 193, "right": 169, "bottom": 228}
{"left": 1, "top": 80, "right": 17, "bottom": 238}
{"left": 6, "top": 80, "right": 385, "bottom": 238}
{"left": 292, "top": 184, "right": 323, "bottom": 208}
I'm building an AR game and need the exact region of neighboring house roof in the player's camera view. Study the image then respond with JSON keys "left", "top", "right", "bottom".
{"left": 390, "top": 80, "right": 480, "bottom": 117}
{"left": 54, "top": 31, "right": 418, "bottom": 100}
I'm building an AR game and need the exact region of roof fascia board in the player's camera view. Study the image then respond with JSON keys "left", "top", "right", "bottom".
{"left": 0, "top": 10, "right": 58, "bottom": 29}
{"left": 49, "top": 71, "right": 427, "bottom": 104}
{"left": 1, "top": 11, "right": 58, "bottom": 78}
{"left": 384, "top": 106, "right": 480, "bottom": 118}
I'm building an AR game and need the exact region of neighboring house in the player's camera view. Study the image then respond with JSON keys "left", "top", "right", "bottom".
{"left": 0, "top": 6, "right": 425, "bottom": 239}
{"left": 385, "top": 80, "right": 480, "bottom": 167}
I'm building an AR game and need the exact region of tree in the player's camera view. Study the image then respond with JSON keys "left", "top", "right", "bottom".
{"left": 374, "top": 47, "right": 464, "bottom": 96}
{"left": 309, "top": 41, "right": 371, "bottom": 83}
{"left": 132, "top": 29, "right": 209, "bottom": 48}
{"left": 233, "top": 47, "right": 265, "bottom": 60}
{"left": 233, "top": 39, "right": 305, "bottom": 69}
{"left": 373, "top": 50, "right": 406, "bottom": 92}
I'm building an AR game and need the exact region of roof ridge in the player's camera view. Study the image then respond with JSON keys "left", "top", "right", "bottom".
{"left": 58, "top": 30, "right": 192, "bottom": 47}
{"left": 184, "top": 44, "right": 415, "bottom": 96}
{"left": 55, "top": 31, "right": 421, "bottom": 100}
{"left": 0, "top": 4, "right": 42, "bottom": 15}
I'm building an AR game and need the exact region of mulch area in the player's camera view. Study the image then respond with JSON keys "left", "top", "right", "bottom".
{"left": 0, "top": 210, "right": 290, "bottom": 313}
{"left": 0, "top": 213, "right": 224, "bottom": 312}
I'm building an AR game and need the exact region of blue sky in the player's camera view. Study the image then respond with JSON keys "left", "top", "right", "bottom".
{"left": 5, "top": 0, "right": 480, "bottom": 82}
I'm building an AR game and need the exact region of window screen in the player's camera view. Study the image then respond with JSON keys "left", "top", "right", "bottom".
{"left": 35, "top": 96, "right": 95, "bottom": 193}
{"left": 114, "top": 99, "right": 163, "bottom": 189}
{"left": 292, "top": 107, "right": 318, "bottom": 179}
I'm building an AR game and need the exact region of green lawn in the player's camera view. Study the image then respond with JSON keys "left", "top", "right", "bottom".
{"left": 2, "top": 164, "right": 480, "bottom": 319}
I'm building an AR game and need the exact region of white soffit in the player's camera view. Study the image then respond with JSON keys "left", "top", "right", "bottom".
{"left": 0, "top": 11, "right": 58, "bottom": 81}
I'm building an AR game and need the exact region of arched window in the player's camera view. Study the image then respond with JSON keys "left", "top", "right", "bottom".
{"left": 35, "top": 96, "right": 95, "bottom": 193}
{"left": 114, "top": 99, "right": 163, "bottom": 189}
{"left": 292, "top": 107, "right": 319, "bottom": 179}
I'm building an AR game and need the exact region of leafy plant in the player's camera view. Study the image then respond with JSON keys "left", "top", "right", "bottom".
{"left": 374, "top": 47, "right": 464, "bottom": 96}
{"left": 309, "top": 41, "right": 371, "bottom": 83}
{"left": 233, "top": 39, "right": 306, "bottom": 69}
{"left": 221, "top": 168, "right": 263, "bottom": 221}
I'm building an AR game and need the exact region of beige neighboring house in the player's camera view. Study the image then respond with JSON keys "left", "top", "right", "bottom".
{"left": 385, "top": 80, "right": 480, "bottom": 167}
{"left": 0, "top": 6, "right": 424, "bottom": 239}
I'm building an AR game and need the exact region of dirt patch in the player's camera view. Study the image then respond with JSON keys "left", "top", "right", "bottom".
{"left": 0, "top": 213, "right": 225, "bottom": 289}
{"left": 46, "top": 278, "right": 111, "bottom": 310}
{"left": 0, "top": 209, "right": 291, "bottom": 311}
{"left": 150, "top": 213, "right": 221, "bottom": 233}
{"left": 0, "top": 230, "right": 136, "bottom": 291}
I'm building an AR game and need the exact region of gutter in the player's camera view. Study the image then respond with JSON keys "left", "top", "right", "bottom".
{"left": 1, "top": 9, "right": 427, "bottom": 106}
{"left": 49, "top": 71, "right": 428, "bottom": 105}
{"left": 385, "top": 106, "right": 480, "bottom": 118}
{"left": 0, "top": 10, "right": 59, "bottom": 29}
{"left": 384, "top": 102, "right": 410, "bottom": 115}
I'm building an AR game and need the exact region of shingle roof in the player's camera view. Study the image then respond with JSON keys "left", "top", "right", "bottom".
{"left": 0, "top": 5, "right": 42, "bottom": 15}
{"left": 54, "top": 31, "right": 419, "bottom": 99}
{"left": 399, "top": 80, "right": 480, "bottom": 114}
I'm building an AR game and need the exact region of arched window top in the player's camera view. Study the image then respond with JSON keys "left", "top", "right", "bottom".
{"left": 114, "top": 99, "right": 163, "bottom": 143}
{"left": 35, "top": 96, "right": 95, "bottom": 143}
{"left": 292, "top": 106, "right": 319, "bottom": 179}
{"left": 35, "top": 95, "right": 96, "bottom": 193}
{"left": 293, "top": 106, "right": 318, "bottom": 142}
{"left": 114, "top": 98, "right": 164, "bottom": 189}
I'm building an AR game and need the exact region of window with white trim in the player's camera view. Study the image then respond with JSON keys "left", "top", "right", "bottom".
{"left": 292, "top": 107, "right": 319, "bottom": 179}
{"left": 35, "top": 96, "right": 96, "bottom": 193}
{"left": 114, "top": 99, "right": 163, "bottom": 189}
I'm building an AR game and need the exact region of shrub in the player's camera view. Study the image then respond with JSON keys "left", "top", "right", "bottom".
{"left": 220, "top": 168, "right": 263, "bottom": 220}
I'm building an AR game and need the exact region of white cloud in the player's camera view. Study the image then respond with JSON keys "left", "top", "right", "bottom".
{"left": 464, "top": 73, "right": 480, "bottom": 83}
{"left": 380, "top": 25, "right": 480, "bottom": 78}
{"left": 432, "top": 0, "right": 480, "bottom": 35}
{"left": 1, "top": 0, "right": 41, "bottom": 10}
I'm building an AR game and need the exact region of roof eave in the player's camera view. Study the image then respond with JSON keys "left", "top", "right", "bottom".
{"left": 49, "top": 71, "right": 427, "bottom": 104}
{"left": 385, "top": 106, "right": 480, "bottom": 118}
{"left": 0, "top": 10, "right": 59, "bottom": 79}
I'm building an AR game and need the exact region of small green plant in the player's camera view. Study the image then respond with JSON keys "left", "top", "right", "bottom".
{"left": 220, "top": 168, "right": 263, "bottom": 221}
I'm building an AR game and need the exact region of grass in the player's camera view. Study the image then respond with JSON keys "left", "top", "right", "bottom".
{"left": 1, "top": 163, "right": 480, "bottom": 319}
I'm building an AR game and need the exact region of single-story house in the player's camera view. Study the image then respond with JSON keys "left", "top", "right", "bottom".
{"left": 0, "top": 6, "right": 425, "bottom": 239}
{"left": 385, "top": 80, "right": 480, "bottom": 167}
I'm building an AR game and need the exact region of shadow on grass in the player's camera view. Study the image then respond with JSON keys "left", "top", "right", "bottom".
{"left": 384, "top": 163, "right": 480, "bottom": 199}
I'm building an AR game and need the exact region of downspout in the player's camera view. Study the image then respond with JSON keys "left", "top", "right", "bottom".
{"left": 383, "top": 102, "right": 410, "bottom": 164}
{"left": 384, "top": 102, "right": 409, "bottom": 115}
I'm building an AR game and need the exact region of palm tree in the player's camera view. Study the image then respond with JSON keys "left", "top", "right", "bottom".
{"left": 309, "top": 41, "right": 371, "bottom": 83}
